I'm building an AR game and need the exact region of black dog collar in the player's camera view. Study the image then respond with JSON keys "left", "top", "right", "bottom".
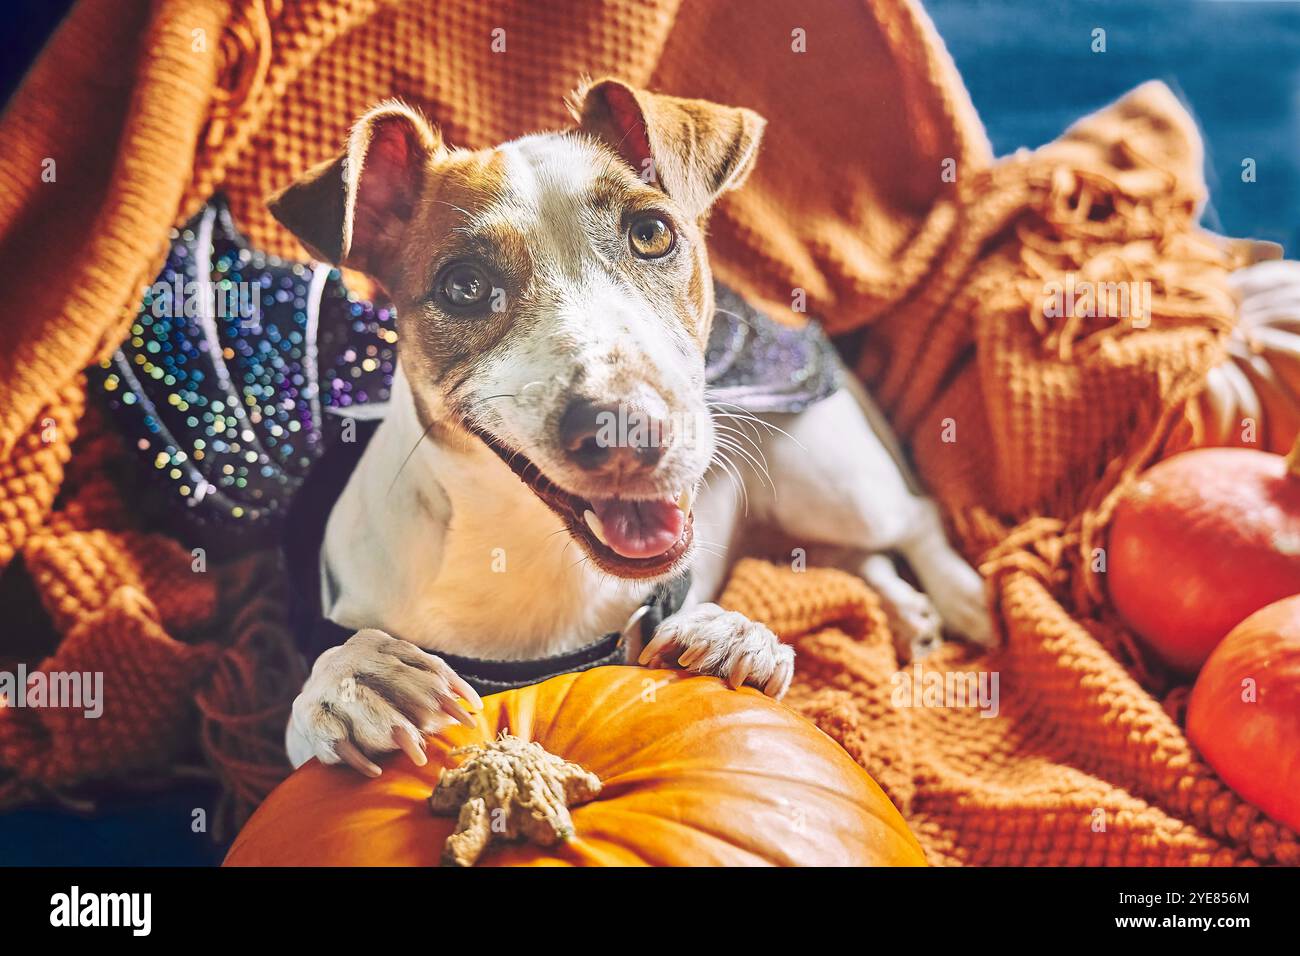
{"left": 432, "top": 574, "right": 690, "bottom": 696}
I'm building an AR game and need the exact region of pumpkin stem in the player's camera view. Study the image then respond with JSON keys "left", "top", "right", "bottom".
{"left": 1288, "top": 433, "right": 1300, "bottom": 478}
{"left": 427, "top": 733, "right": 601, "bottom": 867}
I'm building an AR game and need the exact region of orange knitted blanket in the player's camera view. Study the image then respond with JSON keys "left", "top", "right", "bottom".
{"left": 0, "top": 0, "right": 1294, "bottom": 864}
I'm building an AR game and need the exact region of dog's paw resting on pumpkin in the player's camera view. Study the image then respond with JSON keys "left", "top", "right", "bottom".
{"left": 288, "top": 629, "right": 484, "bottom": 776}
{"left": 638, "top": 603, "right": 794, "bottom": 698}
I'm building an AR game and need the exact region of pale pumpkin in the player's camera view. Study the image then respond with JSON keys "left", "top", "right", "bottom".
{"left": 224, "top": 666, "right": 927, "bottom": 867}
{"left": 1187, "top": 595, "right": 1300, "bottom": 832}
{"left": 1108, "top": 437, "right": 1300, "bottom": 673}
{"left": 1193, "top": 260, "right": 1300, "bottom": 453}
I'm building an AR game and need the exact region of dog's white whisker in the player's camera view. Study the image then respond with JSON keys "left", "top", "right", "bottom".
{"left": 711, "top": 455, "right": 745, "bottom": 506}
{"left": 713, "top": 433, "right": 776, "bottom": 498}
{"left": 710, "top": 448, "right": 750, "bottom": 517}
{"left": 713, "top": 422, "right": 775, "bottom": 482}
{"left": 708, "top": 402, "right": 806, "bottom": 450}
{"left": 712, "top": 414, "right": 773, "bottom": 451}
{"left": 711, "top": 406, "right": 766, "bottom": 442}
{"left": 708, "top": 398, "right": 805, "bottom": 442}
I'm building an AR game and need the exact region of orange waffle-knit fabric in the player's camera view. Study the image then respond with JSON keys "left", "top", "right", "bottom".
{"left": 0, "top": 0, "right": 1294, "bottom": 863}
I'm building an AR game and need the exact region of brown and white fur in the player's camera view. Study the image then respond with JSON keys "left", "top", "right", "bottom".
{"left": 270, "top": 80, "right": 994, "bottom": 775}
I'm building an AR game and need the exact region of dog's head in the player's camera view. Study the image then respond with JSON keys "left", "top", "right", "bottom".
{"left": 269, "top": 79, "right": 765, "bottom": 579}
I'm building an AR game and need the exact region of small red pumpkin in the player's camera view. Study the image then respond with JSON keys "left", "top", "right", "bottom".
{"left": 225, "top": 666, "right": 926, "bottom": 867}
{"left": 1187, "top": 595, "right": 1300, "bottom": 831}
{"left": 1108, "top": 438, "right": 1300, "bottom": 672}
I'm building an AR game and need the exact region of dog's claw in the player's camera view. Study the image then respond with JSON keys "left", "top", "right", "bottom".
{"left": 446, "top": 673, "right": 484, "bottom": 711}
{"left": 764, "top": 661, "right": 791, "bottom": 699}
{"left": 392, "top": 725, "right": 428, "bottom": 767}
{"left": 678, "top": 644, "right": 707, "bottom": 670}
{"left": 335, "top": 739, "right": 382, "bottom": 777}
{"left": 437, "top": 693, "right": 477, "bottom": 729}
{"left": 638, "top": 633, "right": 670, "bottom": 666}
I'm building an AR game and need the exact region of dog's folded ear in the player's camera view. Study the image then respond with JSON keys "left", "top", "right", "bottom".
{"left": 268, "top": 100, "right": 442, "bottom": 279}
{"left": 572, "top": 78, "right": 766, "bottom": 218}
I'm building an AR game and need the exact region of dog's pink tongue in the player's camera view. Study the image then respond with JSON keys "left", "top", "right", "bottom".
{"left": 591, "top": 498, "right": 684, "bottom": 559}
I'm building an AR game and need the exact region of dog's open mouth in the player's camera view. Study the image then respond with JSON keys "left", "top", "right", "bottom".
{"left": 470, "top": 428, "right": 694, "bottom": 578}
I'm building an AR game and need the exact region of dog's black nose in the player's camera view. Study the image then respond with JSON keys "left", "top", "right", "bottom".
{"left": 560, "top": 399, "right": 666, "bottom": 474}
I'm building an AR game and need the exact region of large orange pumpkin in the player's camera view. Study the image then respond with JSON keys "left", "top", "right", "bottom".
{"left": 1187, "top": 595, "right": 1300, "bottom": 832}
{"left": 225, "top": 666, "right": 926, "bottom": 867}
{"left": 1108, "top": 439, "right": 1300, "bottom": 672}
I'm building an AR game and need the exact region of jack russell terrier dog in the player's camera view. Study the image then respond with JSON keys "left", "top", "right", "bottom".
{"left": 269, "top": 79, "right": 994, "bottom": 776}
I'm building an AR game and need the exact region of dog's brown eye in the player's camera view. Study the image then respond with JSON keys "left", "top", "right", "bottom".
{"left": 628, "top": 215, "right": 675, "bottom": 259}
{"left": 437, "top": 264, "right": 490, "bottom": 310}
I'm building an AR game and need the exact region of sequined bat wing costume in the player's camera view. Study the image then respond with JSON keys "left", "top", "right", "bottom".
{"left": 91, "top": 198, "right": 841, "bottom": 554}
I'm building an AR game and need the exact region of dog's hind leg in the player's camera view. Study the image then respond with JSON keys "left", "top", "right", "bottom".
{"left": 753, "top": 382, "right": 994, "bottom": 651}
{"left": 861, "top": 552, "right": 944, "bottom": 660}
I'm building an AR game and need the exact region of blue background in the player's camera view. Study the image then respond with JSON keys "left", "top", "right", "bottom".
{"left": 925, "top": 0, "right": 1300, "bottom": 251}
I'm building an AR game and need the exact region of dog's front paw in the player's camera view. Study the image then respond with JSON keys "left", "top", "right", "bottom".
{"left": 290, "top": 629, "right": 483, "bottom": 776}
{"left": 638, "top": 604, "right": 794, "bottom": 699}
